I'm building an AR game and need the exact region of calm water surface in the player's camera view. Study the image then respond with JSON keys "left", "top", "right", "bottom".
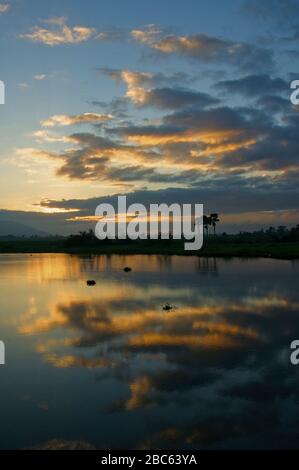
{"left": 0, "top": 254, "right": 299, "bottom": 449}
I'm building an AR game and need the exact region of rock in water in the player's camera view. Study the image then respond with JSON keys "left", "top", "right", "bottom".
{"left": 163, "top": 303, "right": 174, "bottom": 311}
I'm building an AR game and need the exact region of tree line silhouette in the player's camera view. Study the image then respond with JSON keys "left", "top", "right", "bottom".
{"left": 65, "top": 220, "right": 299, "bottom": 247}
{"left": 66, "top": 213, "right": 221, "bottom": 246}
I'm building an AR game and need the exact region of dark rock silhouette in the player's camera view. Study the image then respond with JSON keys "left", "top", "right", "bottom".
{"left": 123, "top": 267, "right": 132, "bottom": 272}
{"left": 162, "top": 303, "right": 175, "bottom": 311}
{"left": 86, "top": 280, "right": 96, "bottom": 286}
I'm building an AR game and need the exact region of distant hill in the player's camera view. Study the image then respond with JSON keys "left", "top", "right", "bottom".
{"left": 0, "top": 220, "right": 50, "bottom": 238}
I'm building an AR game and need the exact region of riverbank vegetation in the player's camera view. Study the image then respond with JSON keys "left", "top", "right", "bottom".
{"left": 0, "top": 225, "right": 299, "bottom": 259}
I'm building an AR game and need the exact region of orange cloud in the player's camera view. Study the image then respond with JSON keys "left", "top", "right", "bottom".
{"left": 19, "top": 17, "right": 96, "bottom": 45}
{"left": 41, "top": 113, "right": 113, "bottom": 127}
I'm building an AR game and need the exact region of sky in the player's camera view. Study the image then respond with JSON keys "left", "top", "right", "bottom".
{"left": 0, "top": 0, "right": 299, "bottom": 234}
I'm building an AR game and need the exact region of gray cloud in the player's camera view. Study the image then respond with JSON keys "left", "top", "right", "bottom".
{"left": 219, "top": 122, "right": 299, "bottom": 172}
{"left": 26, "top": 96, "right": 298, "bottom": 187}
{"left": 97, "top": 68, "right": 213, "bottom": 110}
{"left": 39, "top": 179, "right": 299, "bottom": 215}
{"left": 129, "top": 87, "right": 219, "bottom": 110}
{"left": 217, "top": 75, "right": 287, "bottom": 97}
{"left": 98, "top": 68, "right": 192, "bottom": 88}
{"left": 132, "top": 29, "right": 274, "bottom": 71}
{"left": 255, "top": 95, "right": 290, "bottom": 113}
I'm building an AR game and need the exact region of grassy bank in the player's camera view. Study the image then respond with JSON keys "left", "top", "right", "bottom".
{"left": 0, "top": 238, "right": 299, "bottom": 259}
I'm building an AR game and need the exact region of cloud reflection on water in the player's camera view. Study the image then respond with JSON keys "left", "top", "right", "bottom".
{"left": 1, "top": 254, "right": 299, "bottom": 449}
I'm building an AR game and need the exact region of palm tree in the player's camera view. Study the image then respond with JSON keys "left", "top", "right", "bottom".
{"left": 203, "top": 215, "right": 211, "bottom": 236}
{"left": 194, "top": 214, "right": 219, "bottom": 237}
{"left": 210, "top": 213, "right": 220, "bottom": 235}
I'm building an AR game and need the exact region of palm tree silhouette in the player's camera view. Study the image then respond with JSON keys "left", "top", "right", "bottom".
{"left": 203, "top": 215, "right": 211, "bottom": 236}
{"left": 210, "top": 213, "right": 220, "bottom": 235}
{"left": 194, "top": 214, "right": 220, "bottom": 237}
